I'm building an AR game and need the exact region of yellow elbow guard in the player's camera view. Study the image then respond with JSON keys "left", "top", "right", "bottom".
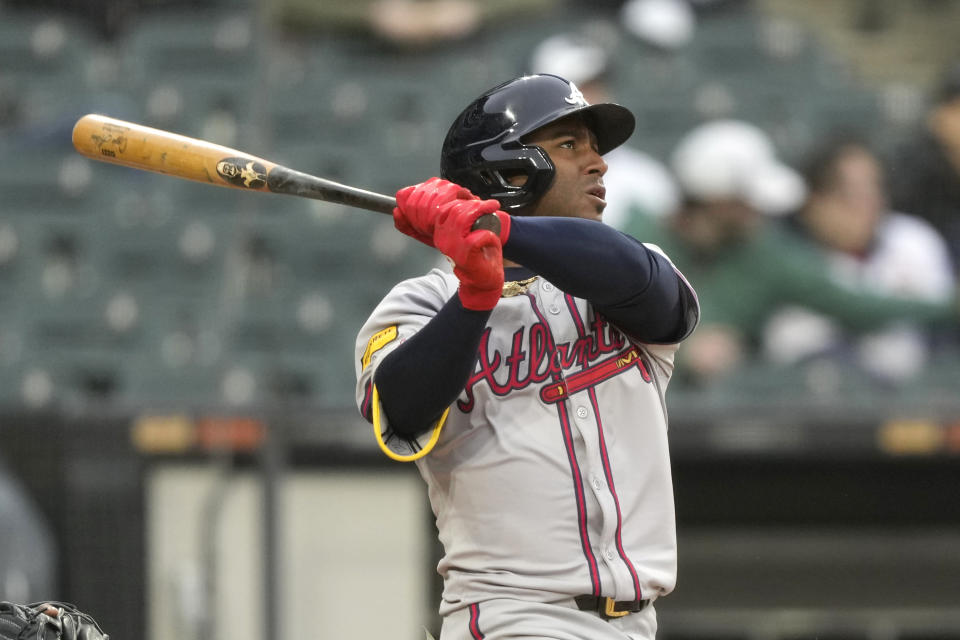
{"left": 371, "top": 384, "right": 449, "bottom": 462}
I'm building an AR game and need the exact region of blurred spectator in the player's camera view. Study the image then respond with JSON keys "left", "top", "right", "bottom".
{"left": 621, "top": 119, "right": 958, "bottom": 386}
{"left": 764, "top": 136, "right": 956, "bottom": 383}
{"left": 269, "top": 0, "right": 557, "bottom": 49}
{"left": 528, "top": 32, "right": 680, "bottom": 228}
{"left": 4, "top": 0, "right": 207, "bottom": 40}
{"left": 0, "top": 458, "right": 57, "bottom": 602}
{"left": 887, "top": 58, "right": 960, "bottom": 276}
{"left": 620, "top": 0, "right": 696, "bottom": 51}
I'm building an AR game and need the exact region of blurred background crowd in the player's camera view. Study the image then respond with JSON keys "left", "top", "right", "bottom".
{"left": 2, "top": 0, "right": 959, "bottom": 408}
{"left": 1, "top": 0, "right": 960, "bottom": 639}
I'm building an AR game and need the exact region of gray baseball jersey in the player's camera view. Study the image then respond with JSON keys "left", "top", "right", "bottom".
{"left": 355, "top": 252, "right": 698, "bottom": 639}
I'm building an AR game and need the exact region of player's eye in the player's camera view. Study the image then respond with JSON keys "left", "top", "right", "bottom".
{"left": 558, "top": 138, "right": 576, "bottom": 149}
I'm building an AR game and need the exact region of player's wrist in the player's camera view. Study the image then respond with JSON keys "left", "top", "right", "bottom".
{"left": 452, "top": 235, "right": 504, "bottom": 311}
{"left": 457, "top": 283, "right": 501, "bottom": 311}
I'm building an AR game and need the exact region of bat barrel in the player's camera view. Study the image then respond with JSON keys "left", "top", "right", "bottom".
{"left": 71, "top": 113, "right": 499, "bottom": 233}
{"left": 71, "top": 113, "right": 275, "bottom": 192}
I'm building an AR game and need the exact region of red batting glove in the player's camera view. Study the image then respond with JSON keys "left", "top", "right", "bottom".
{"left": 393, "top": 177, "right": 474, "bottom": 248}
{"left": 433, "top": 198, "right": 507, "bottom": 310}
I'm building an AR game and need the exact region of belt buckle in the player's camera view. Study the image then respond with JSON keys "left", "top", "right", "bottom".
{"left": 603, "top": 597, "right": 630, "bottom": 619}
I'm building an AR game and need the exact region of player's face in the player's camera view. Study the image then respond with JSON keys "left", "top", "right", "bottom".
{"left": 518, "top": 115, "right": 608, "bottom": 220}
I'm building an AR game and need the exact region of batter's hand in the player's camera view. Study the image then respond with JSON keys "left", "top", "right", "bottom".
{"left": 394, "top": 177, "right": 473, "bottom": 247}
{"left": 393, "top": 178, "right": 510, "bottom": 248}
{"left": 434, "top": 198, "right": 507, "bottom": 310}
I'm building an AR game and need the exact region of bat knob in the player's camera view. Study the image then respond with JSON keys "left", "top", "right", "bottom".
{"left": 471, "top": 213, "right": 502, "bottom": 235}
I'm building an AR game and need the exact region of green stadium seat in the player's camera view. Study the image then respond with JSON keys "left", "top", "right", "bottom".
{"left": 121, "top": 7, "right": 259, "bottom": 135}
{"left": 0, "top": 9, "right": 92, "bottom": 87}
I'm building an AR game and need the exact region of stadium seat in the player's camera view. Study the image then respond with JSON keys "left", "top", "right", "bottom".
{"left": 121, "top": 7, "right": 258, "bottom": 135}
{"left": 0, "top": 9, "right": 92, "bottom": 128}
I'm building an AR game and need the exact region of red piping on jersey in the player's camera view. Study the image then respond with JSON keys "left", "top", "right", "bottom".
{"left": 468, "top": 602, "right": 485, "bottom": 639}
{"left": 590, "top": 386, "right": 644, "bottom": 601}
{"left": 566, "top": 294, "right": 644, "bottom": 602}
{"left": 528, "top": 294, "right": 603, "bottom": 596}
{"left": 557, "top": 401, "right": 603, "bottom": 595}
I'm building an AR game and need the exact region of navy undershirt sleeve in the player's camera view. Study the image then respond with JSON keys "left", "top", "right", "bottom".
{"left": 373, "top": 295, "right": 491, "bottom": 438}
{"left": 504, "top": 216, "right": 690, "bottom": 343}
{"left": 373, "top": 216, "right": 694, "bottom": 438}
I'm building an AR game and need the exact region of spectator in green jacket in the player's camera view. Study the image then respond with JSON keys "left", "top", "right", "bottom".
{"left": 623, "top": 119, "right": 957, "bottom": 386}
{"left": 764, "top": 135, "right": 956, "bottom": 385}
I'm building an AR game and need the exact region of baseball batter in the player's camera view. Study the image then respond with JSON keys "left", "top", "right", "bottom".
{"left": 354, "top": 74, "right": 699, "bottom": 639}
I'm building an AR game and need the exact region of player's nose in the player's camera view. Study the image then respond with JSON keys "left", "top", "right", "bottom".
{"left": 585, "top": 148, "right": 607, "bottom": 176}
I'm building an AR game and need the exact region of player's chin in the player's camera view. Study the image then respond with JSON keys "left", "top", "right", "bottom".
{"left": 580, "top": 198, "right": 606, "bottom": 221}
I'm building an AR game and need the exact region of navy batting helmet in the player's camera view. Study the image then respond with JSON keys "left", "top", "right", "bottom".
{"left": 440, "top": 74, "right": 635, "bottom": 211}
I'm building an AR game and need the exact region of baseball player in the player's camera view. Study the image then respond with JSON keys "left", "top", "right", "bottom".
{"left": 354, "top": 74, "right": 699, "bottom": 639}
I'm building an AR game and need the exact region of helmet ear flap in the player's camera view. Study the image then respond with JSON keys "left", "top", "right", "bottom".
{"left": 476, "top": 145, "right": 555, "bottom": 211}
{"left": 442, "top": 142, "right": 555, "bottom": 211}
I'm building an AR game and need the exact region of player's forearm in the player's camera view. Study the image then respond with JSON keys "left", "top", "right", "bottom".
{"left": 503, "top": 216, "right": 692, "bottom": 341}
{"left": 503, "top": 217, "right": 658, "bottom": 301}
{"left": 373, "top": 296, "right": 490, "bottom": 438}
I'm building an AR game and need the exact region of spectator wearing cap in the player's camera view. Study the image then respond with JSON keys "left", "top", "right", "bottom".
{"left": 887, "top": 58, "right": 960, "bottom": 277}
{"left": 622, "top": 119, "right": 958, "bottom": 386}
{"left": 528, "top": 33, "right": 681, "bottom": 228}
{"left": 764, "top": 136, "right": 956, "bottom": 384}
{"left": 619, "top": 0, "right": 696, "bottom": 52}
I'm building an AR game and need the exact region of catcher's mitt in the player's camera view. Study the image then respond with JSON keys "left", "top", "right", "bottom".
{"left": 0, "top": 602, "right": 108, "bottom": 640}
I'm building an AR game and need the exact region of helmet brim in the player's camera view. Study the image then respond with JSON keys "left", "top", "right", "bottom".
{"left": 515, "top": 101, "right": 635, "bottom": 156}
{"left": 579, "top": 103, "right": 636, "bottom": 155}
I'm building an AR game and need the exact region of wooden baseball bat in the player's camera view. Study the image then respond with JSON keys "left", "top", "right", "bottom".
{"left": 71, "top": 114, "right": 500, "bottom": 233}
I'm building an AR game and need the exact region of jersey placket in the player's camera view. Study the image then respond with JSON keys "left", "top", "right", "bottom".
{"left": 528, "top": 282, "right": 602, "bottom": 595}
{"left": 572, "top": 400, "right": 635, "bottom": 597}
{"left": 556, "top": 290, "right": 642, "bottom": 602}
{"left": 535, "top": 281, "right": 637, "bottom": 600}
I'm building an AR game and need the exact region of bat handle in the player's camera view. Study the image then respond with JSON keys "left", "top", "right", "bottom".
{"left": 471, "top": 213, "right": 502, "bottom": 235}
{"left": 385, "top": 196, "right": 501, "bottom": 236}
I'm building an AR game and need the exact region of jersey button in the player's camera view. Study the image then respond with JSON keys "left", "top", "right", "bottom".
{"left": 605, "top": 549, "right": 616, "bottom": 561}
{"left": 542, "top": 282, "right": 554, "bottom": 292}
{"left": 576, "top": 406, "right": 588, "bottom": 418}
{"left": 592, "top": 477, "right": 604, "bottom": 491}
{"left": 548, "top": 303, "right": 561, "bottom": 314}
